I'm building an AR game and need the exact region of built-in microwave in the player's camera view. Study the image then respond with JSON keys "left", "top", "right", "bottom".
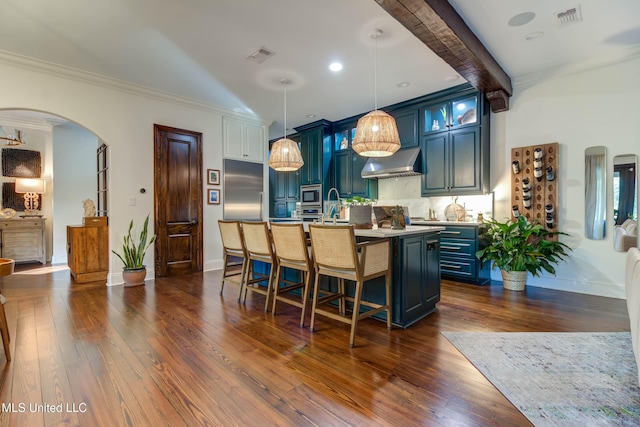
{"left": 300, "top": 184, "right": 322, "bottom": 206}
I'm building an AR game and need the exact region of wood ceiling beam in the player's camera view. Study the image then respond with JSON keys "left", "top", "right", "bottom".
{"left": 376, "top": 0, "right": 512, "bottom": 112}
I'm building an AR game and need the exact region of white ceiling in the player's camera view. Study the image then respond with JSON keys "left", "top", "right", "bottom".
{"left": 0, "top": 0, "right": 638, "bottom": 139}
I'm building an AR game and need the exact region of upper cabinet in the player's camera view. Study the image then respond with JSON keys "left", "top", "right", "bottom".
{"left": 223, "top": 117, "right": 265, "bottom": 163}
{"left": 421, "top": 90, "right": 489, "bottom": 196}
{"left": 423, "top": 94, "right": 478, "bottom": 134}
{"left": 295, "top": 120, "right": 333, "bottom": 186}
{"left": 332, "top": 119, "right": 377, "bottom": 198}
{"left": 334, "top": 123, "right": 357, "bottom": 152}
{"left": 269, "top": 135, "right": 301, "bottom": 218}
{"left": 389, "top": 107, "right": 419, "bottom": 148}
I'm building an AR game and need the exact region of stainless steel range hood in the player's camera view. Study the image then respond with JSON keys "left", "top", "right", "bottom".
{"left": 361, "top": 147, "right": 422, "bottom": 179}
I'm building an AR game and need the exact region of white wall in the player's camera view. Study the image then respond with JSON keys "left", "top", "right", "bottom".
{"left": 51, "top": 124, "right": 98, "bottom": 264}
{"left": 0, "top": 53, "right": 267, "bottom": 284}
{"left": 490, "top": 56, "right": 640, "bottom": 298}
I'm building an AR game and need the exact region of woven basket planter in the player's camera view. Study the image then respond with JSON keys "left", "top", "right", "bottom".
{"left": 501, "top": 270, "right": 527, "bottom": 291}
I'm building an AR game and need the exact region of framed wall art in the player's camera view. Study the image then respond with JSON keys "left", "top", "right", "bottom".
{"left": 207, "top": 188, "right": 220, "bottom": 205}
{"left": 2, "top": 148, "right": 42, "bottom": 178}
{"left": 207, "top": 169, "right": 220, "bottom": 185}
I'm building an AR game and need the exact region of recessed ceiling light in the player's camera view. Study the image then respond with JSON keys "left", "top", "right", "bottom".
{"left": 523, "top": 31, "right": 544, "bottom": 41}
{"left": 508, "top": 12, "right": 536, "bottom": 27}
{"left": 445, "top": 75, "right": 460, "bottom": 82}
{"left": 397, "top": 81, "right": 410, "bottom": 88}
{"left": 329, "top": 62, "right": 343, "bottom": 72}
{"left": 306, "top": 114, "right": 316, "bottom": 118}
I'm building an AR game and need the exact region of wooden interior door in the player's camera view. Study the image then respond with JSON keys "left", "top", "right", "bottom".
{"left": 154, "top": 125, "right": 203, "bottom": 277}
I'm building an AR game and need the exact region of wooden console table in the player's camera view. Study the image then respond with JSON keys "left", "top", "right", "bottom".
{"left": 0, "top": 218, "right": 46, "bottom": 264}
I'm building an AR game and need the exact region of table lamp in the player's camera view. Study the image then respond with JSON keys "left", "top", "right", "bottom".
{"left": 14, "top": 178, "right": 45, "bottom": 217}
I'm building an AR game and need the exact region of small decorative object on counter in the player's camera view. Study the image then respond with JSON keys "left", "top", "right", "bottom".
{"left": 546, "top": 166, "right": 555, "bottom": 181}
{"left": 511, "top": 160, "right": 520, "bottom": 174}
{"left": 477, "top": 212, "right": 484, "bottom": 223}
{"left": 390, "top": 205, "right": 405, "bottom": 230}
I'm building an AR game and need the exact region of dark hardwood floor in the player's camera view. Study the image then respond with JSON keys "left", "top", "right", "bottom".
{"left": 0, "top": 264, "right": 630, "bottom": 426}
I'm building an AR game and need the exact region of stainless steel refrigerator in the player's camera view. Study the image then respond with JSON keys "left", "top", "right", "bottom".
{"left": 223, "top": 159, "right": 264, "bottom": 220}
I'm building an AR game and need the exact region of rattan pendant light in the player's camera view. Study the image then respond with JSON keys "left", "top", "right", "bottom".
{"left": 269, "top": 79, "right": 304, "bottom": 171}
{"left": 352, "top": 29, "right": 400, "bottom": 158}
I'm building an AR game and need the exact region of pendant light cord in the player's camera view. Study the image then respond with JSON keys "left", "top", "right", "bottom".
{"left": 281, "top": 78, "right": 288, "bottom": 139}
{"left": 374, "top": 31, "right": 378, "bottom": 111}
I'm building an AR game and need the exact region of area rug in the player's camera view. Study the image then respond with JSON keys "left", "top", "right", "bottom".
{"left": 442, "top": 332, "right": 640, "bottom": 426}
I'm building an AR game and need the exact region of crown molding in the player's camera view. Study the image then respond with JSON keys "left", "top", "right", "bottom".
{"left": 0, "top": 50, "right": 267, "bottom": 126}
{"left": 0, "top": 115, "right": 54, "bottom": 131}
{"left": 513, "top": 46, "right": 640, "bottom": 89}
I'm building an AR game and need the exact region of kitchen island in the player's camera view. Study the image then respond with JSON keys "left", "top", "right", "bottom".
{"left": 263, "top": 222, "right": 444, "bottom": 328}
{"left": 352, "top": 225, "right": 443, "bottom": 328}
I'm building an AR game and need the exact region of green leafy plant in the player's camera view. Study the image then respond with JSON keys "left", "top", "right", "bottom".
{"left": 342, "top": 196, "right": 377, "bottom": 207}
{"left": 112, "top": 214, "right": 156, "bottom": 270}
{"left": 476, "top": 216, "right": 571, "bottom": 276}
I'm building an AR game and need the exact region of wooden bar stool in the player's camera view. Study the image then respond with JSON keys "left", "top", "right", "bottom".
{"left": 218, "top": 220, "right": 248, "bottom": 300}
{"left": 270, "top": 222, "right": 313, "bottom": 327}
{"left": 308, "top": 225, "right": 392, "bottom": 347}
{"left": 241, "top": 221, "right": 277, "bottom": 312}
{"left": 0, "top": 258, "right": 14, "bottom": 361}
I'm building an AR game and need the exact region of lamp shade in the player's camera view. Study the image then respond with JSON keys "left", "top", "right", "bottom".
{"left": 15, "top": 178, "right": 46, "bottom": 194}
{"left": 352, "top": 110, "right": 401, "bottom": 157}
{"left": 268, "top": 138, "right": 304, "bottom": 171}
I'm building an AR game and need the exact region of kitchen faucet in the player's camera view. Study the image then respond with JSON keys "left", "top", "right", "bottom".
{"left": 326, "top": 187, "right": 341, "bottom": 220}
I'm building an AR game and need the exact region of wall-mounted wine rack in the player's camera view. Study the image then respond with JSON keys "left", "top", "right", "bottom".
{"left": 511, "top": 142, "right": 559, "bottom": 240}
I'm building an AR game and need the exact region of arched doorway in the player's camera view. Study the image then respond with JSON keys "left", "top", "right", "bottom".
{"left": 0, "top": 109, "right": 109, "bottom": 268}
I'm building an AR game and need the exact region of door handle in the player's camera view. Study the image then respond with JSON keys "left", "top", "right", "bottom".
{"left": 190, "top": 219, "right": 197, "bottom": 225}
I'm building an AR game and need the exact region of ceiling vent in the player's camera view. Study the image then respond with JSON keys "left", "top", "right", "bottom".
{"left": 556, "top": 5, "right": 582, "bottom": 27}
{"left": 246, "top": 47, "right": 275, "bottom": 64}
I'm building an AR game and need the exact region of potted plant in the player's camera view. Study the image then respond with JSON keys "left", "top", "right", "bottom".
{"left": 112, "top": 214, "right": 156, "bottom": 287}
{"left": 343, "top": 196, "right": 377, "bottom": 229}
{"left": 475, "top": 216, "right": 571, "bottom": 291}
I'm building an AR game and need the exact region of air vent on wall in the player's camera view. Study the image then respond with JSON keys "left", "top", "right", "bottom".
{"left": 246, "top": 47, "right": 275, "bottom": 64}
{"left": 556, "top": 5, "right": 582, "bottom": 27}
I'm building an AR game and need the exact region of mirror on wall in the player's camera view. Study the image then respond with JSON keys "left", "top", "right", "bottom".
{"left": 613, "top": 154, "right": 637, "bottom": 252}
{"left": 585, "top": 146, "right": 607, "bottom": 240}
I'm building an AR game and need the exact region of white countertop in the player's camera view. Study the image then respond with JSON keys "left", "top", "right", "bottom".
{"left": 410, "top": 220, "right": 485, "bottom": 227}
{"left": 354, "top": 225, "right": 444, "bottom": 238}
{"left": 270, "top": 219, "right": 444, "bottom": 237}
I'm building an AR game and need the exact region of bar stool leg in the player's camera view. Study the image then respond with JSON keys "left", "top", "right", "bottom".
{"left": 349, "top": 279, "right": 364, "bottom": 348}
{"left": 299, "top": 271, "right": 311, "bottom": 328}
{"left": 310, "top": 273, "right": 322, "bottom": 332}
{"left": 385, "top": 273, "right": 392, "bottom": 330}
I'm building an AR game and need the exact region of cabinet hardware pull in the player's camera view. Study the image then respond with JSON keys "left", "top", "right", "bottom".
{"left": 440, "top": 246, "right": 460, "bottom": 250}
{"left": 441, "top": 263, "right": 461, "bottom": 269}
{"left": 442, "top": 231, "right": 461, "bottom": 234}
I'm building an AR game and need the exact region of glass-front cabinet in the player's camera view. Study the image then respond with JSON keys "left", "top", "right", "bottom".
{"left": 424, "top": 95, "right": 478, "bottom": 134}
{"left": 334, "top": 124, "right": 357, "bottom": 152}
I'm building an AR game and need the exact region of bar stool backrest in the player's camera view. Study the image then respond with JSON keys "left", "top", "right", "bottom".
{"left": 308, "top": 225, "right": 359, "bottom": 275}
{"left": 270, "top": 223, "right": 309, "bottom": 264}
